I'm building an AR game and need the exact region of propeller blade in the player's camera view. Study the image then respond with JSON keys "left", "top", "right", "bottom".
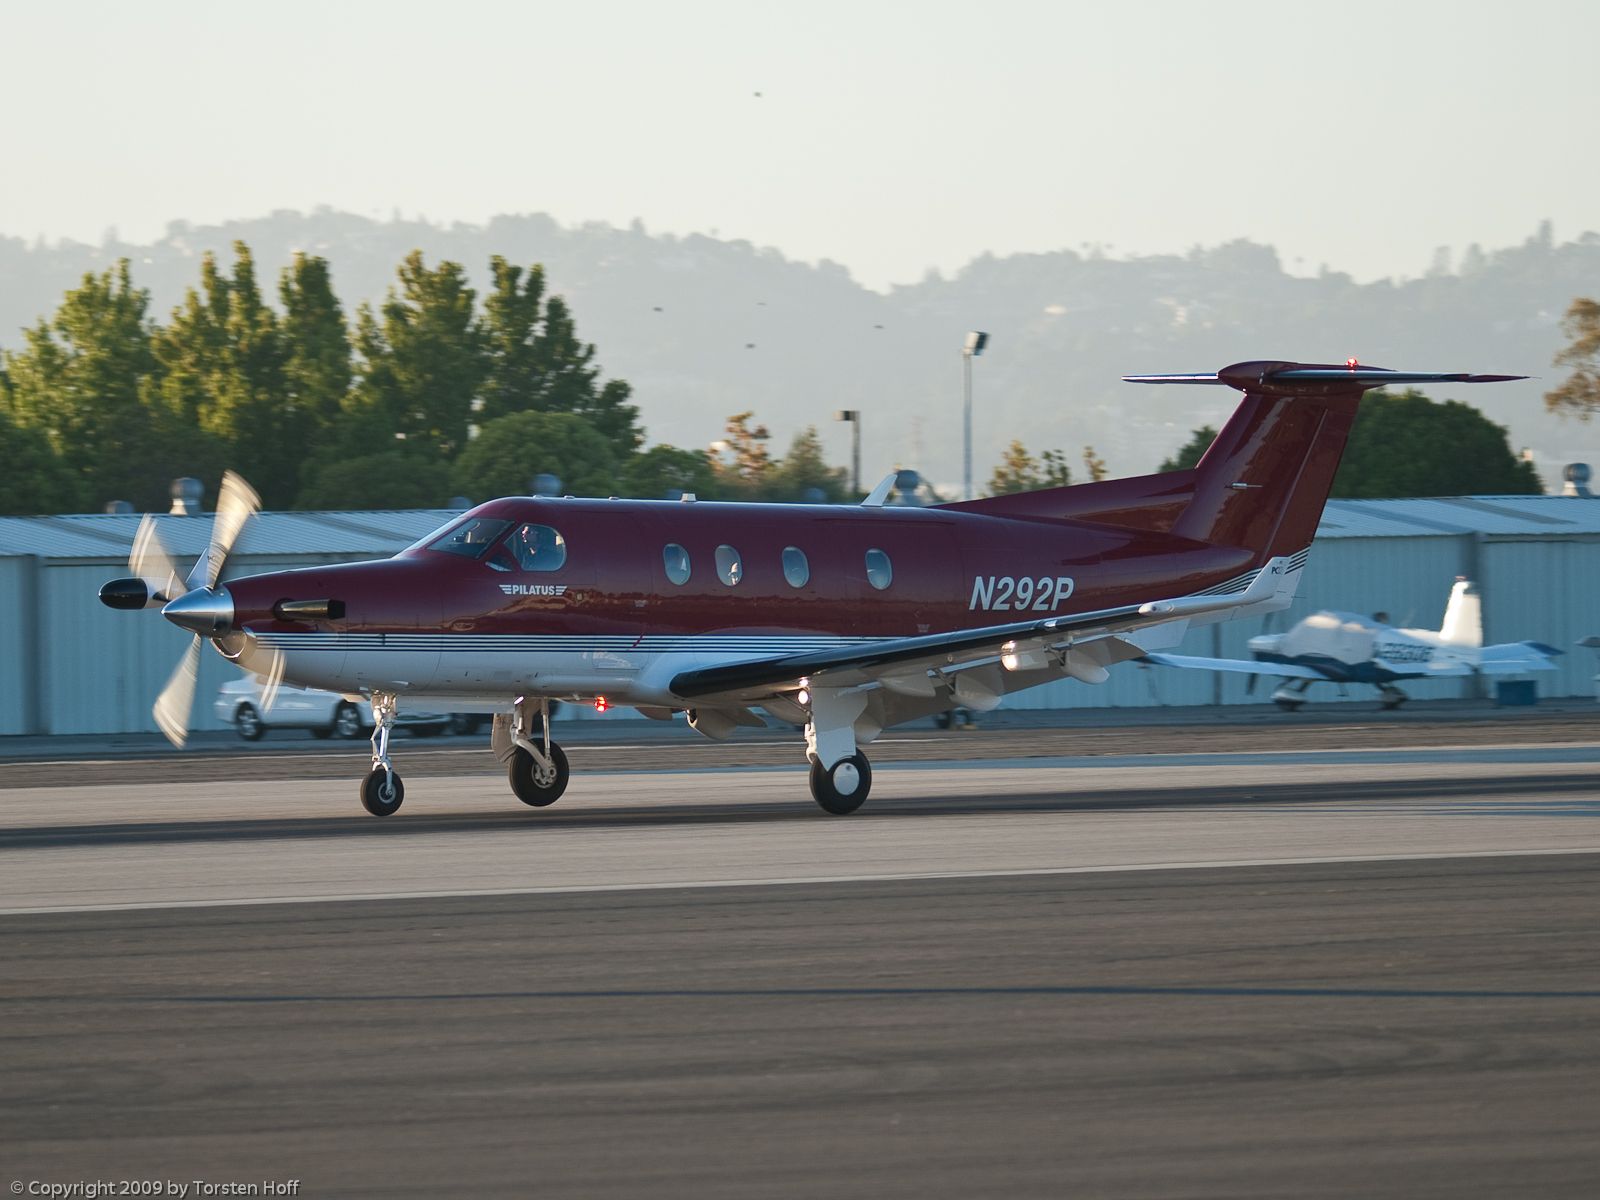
{"left": 130, "top": 515, "right": 182, "bottom": 605}
{"left": 256, "top": 643, "right": 286, "bottom": 714}
{"left": 186, "top": 470, "right": 260, "bottom": 593}
{"left": 153, "top": 634, "right": 202, "bottom": 749}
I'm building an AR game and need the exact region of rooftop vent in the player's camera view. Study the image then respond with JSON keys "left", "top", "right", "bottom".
{"left": 169, "top": 476, "right": 204, "bottom": 516}
{"left": 103, "top": 500, "right": 134, "bottom": 515}
{"left": 1562, "top": 463, "right": 1593, "bottom": 499}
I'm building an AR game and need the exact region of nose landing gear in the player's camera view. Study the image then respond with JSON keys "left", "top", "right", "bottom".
{"left": 360, "top": 691, "right": 404, "bottom": 816}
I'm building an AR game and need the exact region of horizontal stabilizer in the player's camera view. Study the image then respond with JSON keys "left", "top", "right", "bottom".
{"left": 1125, "top": 364, "right": 1527, "bottom": 389}
{"left": 1478, "top": 642, "right": 1563, "bottom": 674}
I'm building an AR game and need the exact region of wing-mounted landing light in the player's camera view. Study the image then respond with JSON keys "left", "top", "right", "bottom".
{"left": 96, "top": 471, "right": 283, "bottom": 748}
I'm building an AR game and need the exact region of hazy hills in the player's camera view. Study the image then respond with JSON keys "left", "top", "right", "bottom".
{"left": 2, "top": 211, "right": 1596, "bottom": 492}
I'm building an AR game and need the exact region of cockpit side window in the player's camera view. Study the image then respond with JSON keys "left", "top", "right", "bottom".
{"left": 427, "top": 517, "right": 513, "bottom": 560}
{"left": 507, "top": 523, "right": 567, "bottom": 572}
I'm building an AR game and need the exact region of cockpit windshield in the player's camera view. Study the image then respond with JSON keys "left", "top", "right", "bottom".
{"left": 425, "top": 517, "right": 513, "bottom": 559}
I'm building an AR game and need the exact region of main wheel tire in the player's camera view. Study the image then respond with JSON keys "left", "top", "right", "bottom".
{"left": 509, "top": 743, "right": 570, "bottom": 807}
{"left": 235, "top": 703, "right": 265, "bottom": 741}
{"left": 360, "top": 767, "right": 404, "bottom": 817}
{"left": 332, "top": 702, "right": 363, "bottom": 739}
{"left": 809, "top": 752, "right": 872, "bottom": 815}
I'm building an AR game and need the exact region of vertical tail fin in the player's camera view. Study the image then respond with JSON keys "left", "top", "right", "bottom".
{"left": 1437, "top": 578, "right": 1483, "bottom": 647}
{"left": 1125, "top": 362, "right": 1527, "bottom": 564}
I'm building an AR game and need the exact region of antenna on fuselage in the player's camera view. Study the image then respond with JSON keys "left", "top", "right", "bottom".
{"left": 860, "top": 473, "right": 897, "bottom": 507}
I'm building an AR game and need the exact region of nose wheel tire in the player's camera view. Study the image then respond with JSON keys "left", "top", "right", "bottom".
{"left": 360, "top": 767, "right": 404, "bottom": 817}
{"left": 509, "top": 743, "right": 570, "bottom": 807}
{"left": 809, "top": 752, "right": 872, "bottom": 815}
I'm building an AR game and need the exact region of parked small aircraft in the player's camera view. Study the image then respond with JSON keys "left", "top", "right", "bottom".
{"left": 97, "top": 360, "right": 1524, "bottom": 816}
{"left": 1144, "top": 577, "right": 1560, "bottom": 709}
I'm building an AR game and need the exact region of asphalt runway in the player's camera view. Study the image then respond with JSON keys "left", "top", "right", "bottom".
{"left": 3, "top": 742, "right": 1599, "bottom": 1197}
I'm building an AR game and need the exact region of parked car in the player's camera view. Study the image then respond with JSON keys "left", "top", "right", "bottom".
{"left": 214, "top": 678, "right": 451, "bottom": 741}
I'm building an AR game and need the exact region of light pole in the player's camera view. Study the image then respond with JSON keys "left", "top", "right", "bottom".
{"left": 962, "top": 330, "right": 989, "bottom": 500}
{"left": 834, "top": 409, "right": 861, "bottom": 496}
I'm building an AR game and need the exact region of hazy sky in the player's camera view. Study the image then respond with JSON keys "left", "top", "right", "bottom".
{"left": 5, "top": 0, "right": 1598, "bottom": 289}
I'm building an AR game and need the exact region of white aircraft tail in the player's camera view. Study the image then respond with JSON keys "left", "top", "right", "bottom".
{"left": 1438, "top": 578, "right": 1483, "bottom": 648}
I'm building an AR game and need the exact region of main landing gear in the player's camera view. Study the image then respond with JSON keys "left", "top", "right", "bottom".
{"left": 1271, "top": 679, "right": 1313, "bottom": 712}
{"left": 507, "top": 698, "right": 568, "bottom": 807}
{"left": 809, "top": 752, "right": 872, "bottom": 815}
{"left": 804, "top": 686, "right": 874, "bottom": 816}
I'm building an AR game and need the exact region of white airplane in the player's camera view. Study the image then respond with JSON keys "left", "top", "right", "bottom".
{"left": 1144, "top": 578, "right": 1561, "bottom": 710}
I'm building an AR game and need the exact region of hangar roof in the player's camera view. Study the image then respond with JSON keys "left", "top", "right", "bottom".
{"left": 0, "top": 496, "right": 1596, "bottom": 560}
{"left": 1314, "top": 496, "right": 1600, "bottom": 538}
{"left": 0, "top": 509, "right": 460, "bottom": 561}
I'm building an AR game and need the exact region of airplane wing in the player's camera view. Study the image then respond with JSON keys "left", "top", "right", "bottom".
{"left": 1138, "top": 652, "right": 1327, "bottom": 681}
{"left": 669, "top": 559, "right": 1289, "bottom": 703}
{"left": 1478, "top": 641, "right": 1563, "bottom": 674}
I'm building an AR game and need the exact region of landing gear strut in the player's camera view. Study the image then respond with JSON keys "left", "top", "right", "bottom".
{"left": 1378, "top": 684, "right": 1408, "bottom": 710}
{"left": 360, "top": 690, "right": 403, "bottom": 816}
{"left": 507, "top": 697, "right": 569, "bottom": 807}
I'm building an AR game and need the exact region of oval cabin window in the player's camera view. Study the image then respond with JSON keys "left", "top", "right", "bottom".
{"left": 663, "top": 543, "right": 691, "bottom": 586}
{"left": 782, "top": 546, "right": 810, "bottom": 588}
{"left": 865, "top": 548, "right": 892, "bottom": 590}
{"left": 715, "top": 544, "right": 743, "bottom": 586}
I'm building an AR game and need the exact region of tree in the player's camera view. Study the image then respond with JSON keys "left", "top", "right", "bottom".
{"left": 1079, "top": 446, "right": 1108, "bottom": 483}
{"left": 766, "top": 426, "right": 850, "bottom": 502}
{"left": 148, "top": 243, "right": 297, "bottom": 506}
{"left": 350, "top": 251, "right": 486, "bottom": 463}
{"left": 1546, "top": 296, "right": 1600, "bottom": 420}
{"left": 710, "top": 411, "right": 774, "bottom": 497}
{"left": 280, "top": 252, "right": 353, "bottom": 450}
{"left": 1331, "top": 389, "right": 1541, "bottom": 497}
{"left": 0, "top": 407, "right": 83, "bottom": 514}
{"left": 1158, "top": 425, "right": 1217, "bottom": 472}
{"left": 479, "top": 257, "right": 642, "bottom": 455}
{"left": 622, "top": 444, "right": 720, "bottom": 499}
{"left": 297, "top": 449, "right": 456, "bottom": 510}
{"left": 0, "top": 260, "right": 200, "bottom": 511}
{"left": 987, "top": 440, "right": 1072, "bottom": 495}
{"left": 450, "top": 410, "right": 617, "bottom": 500}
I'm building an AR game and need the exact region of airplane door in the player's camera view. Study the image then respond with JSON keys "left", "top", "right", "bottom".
{"left": 569, "top": 510, "right": 652, "bottom": 673}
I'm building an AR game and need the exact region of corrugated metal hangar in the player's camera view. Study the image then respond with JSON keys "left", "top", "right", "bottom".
{"left": 1, "top": 495, "right": 1596, "bottom": 736}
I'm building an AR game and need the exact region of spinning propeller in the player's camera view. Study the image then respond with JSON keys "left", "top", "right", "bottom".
{"left": 98, "top": 472, "right": 282, "bottom": 748}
